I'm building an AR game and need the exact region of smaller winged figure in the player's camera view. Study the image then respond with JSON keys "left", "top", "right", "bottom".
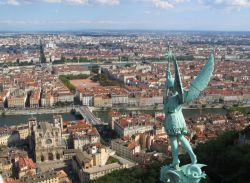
{"left": 164, "top": 50, "right": 214, "bottom": 170}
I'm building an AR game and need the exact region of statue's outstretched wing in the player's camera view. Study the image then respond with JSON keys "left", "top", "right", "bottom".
{"left": 185, "top": 54, "right": 214, "bottom": 103}
{"left": 173, "top": 57, "right": 184, "bottom": 104}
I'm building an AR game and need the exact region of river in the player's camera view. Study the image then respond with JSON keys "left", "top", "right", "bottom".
{"left": 1, "top": 107, "right": 246, "bottom": 127}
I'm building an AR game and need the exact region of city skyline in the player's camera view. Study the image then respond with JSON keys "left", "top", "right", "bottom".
{"left": 1, "top": 0, "right": 250, "bottom": 31}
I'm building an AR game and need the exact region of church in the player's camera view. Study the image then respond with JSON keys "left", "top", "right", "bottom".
{"left": 28, "top": 115, "right": 66, "bottom": 163}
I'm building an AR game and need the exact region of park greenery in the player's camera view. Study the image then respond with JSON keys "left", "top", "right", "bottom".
{"left": 176, "top": 55, "right": 194, "bottom": 61}
{"left": 140, "top": 55, "right": 194, "bottom": 62}
{"left": 1, "top": 110, "right": 5, "bottom": 116}
{"left": 58, "top": 74, "right": 89, "bottom": 93}
{"left": 0, "top": 61, "right": 34, "bottom": 67}
{"left": 228, "top": 106, "right": 247, "bottom": 114}
{"left": 97, "top": 125, "right": 119, "bottom": 146}
{"left": 59, "top": 75, "right": 76, "bottom": 92}
{"left": 91, "top": 64, "right": 100, "bottom": 74}
{"left": 92, "top": 160, "right": 164, "bottom": 183}
{"left": 92, "top": 128, "right": 250, "bottom": 183}
{"left": 106, "top": 156, "right": 119, "bottom": 165}
{"left": 0, "top": 54, "right": 196, "bottom": 67}
{"left": 61, "top": 74, "right": 89, "bottom": 80}
{"left": 141, "top": 56, "right": 165, "bottom": 62}
{"left": 119, "top": 56, "right": 129, "bottom": 61}
{"left": 195, "top": 130, "right": 250, "bottom": 183}
{"left": 54, "top": 101, "right": 73, "bottom": 107}
{"left": 52, "top": 56, "right": 95, "bottom": 65}
{"left": 91, "top": 73, "right": 123, "bottom": 87}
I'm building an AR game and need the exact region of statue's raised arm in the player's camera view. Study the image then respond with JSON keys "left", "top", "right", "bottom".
{"left": 185, "top": 53, "right": 214, "bottom": 103}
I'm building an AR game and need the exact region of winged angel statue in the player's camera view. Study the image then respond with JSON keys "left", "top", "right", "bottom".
{"left": 161, "top": 50, "right": 214, "bottom": 183}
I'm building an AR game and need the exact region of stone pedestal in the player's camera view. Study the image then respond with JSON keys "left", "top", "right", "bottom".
{"left": 160, "top": 164, "right": 206, "bottom": 183}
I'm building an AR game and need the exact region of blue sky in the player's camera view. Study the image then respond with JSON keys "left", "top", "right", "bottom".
{"left": 0, "top": 0, "right": 250, "bottom": 31}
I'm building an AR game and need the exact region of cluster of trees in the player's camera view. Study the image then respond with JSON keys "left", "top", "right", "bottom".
{"left": 140, "top": 55, "right": 194, "bottom": 62}
{"left": 97, "top": 125, "right": 118, "bottom": 146}
{"left": 196, "top": 129, "right": 250, "bottom": 183}
{"left": 54, "top": 101, "right": 73, "bottom": 107}
{"left": 91, "top": 74, "right": 123, "bottom": 87}
{"left": 52, "top": 56, "right": 95, "bottom": 65}
{"left": 119, "top": 56, "right": 129, "bottom": 61}
{"left": 176, "top": 55, "right": 194, "bottom": 61}
{"left": 52, "top": 60, "right": 65, "bottom": 65}
{"left": 92, "top": 161, "right": 164, "bottom": 183}
{"left": 0, "top": 60, "right": 34, "bottom": 67}
{"left": 58, "top": 75, "right": 76, "bottom": 93}
{"left": 228, "top": 105, "right": 247, "bottom": 114}
{"left": 91, "top": 65, "right": 100, "bottom": 74}
{"left": 62, "top": 74, "right": 89, "bottom": 80}
{"left": 93, "top": 128, "right": 250, "bottom": 183}
{"left": 141, "top": 56, "right": 165, "bottom": 62}
{"left": 106, "top": 156, "right": 119, "bottom": 165}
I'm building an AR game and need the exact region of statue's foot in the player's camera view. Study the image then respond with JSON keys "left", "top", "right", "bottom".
{"left": 170, "top": 160, "right": 180, "bottom": 170}
{"left": 170, "top": 163, "right": 179, "bottom": 170}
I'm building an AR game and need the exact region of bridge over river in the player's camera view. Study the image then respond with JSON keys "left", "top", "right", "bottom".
{"left": 73, "top": 106, "right": 107, "bottom": 126}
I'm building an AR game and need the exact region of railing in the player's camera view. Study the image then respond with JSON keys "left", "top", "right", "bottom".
{"left": 73, "top": 106, "right": 105, "bottom": 125}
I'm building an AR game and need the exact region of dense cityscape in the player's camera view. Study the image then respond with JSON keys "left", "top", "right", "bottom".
{"left": 0, "top": 31, "right": 249, "bottom": 183}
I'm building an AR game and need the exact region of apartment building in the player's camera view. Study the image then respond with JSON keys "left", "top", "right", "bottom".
{"left": 111, "top": 139, "right": 141, "bottom": 160}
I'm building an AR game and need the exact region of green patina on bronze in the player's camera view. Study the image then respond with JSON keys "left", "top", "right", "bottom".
{"left": 160, "top": 49, "right": 214, "bottom": 183}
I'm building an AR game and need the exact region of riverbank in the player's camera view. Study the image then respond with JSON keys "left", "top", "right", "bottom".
{"left": 91, "top": 104, "right": 250, "bottom": 112}
{"left": 0, "top": 107, "right": 72, "bottom": 116}
{"left": 1, "top": 106, "right": 249, "bottom": 127}
{"left": 1, "top": 104, "right": 250, "bottom": 116}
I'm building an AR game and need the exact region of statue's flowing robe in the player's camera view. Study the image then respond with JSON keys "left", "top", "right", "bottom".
{"left": 164, "top": 53, "right": 214, "bottom": 136}
{"left": 164, "top": 93, "right": 188, "bottom": 136}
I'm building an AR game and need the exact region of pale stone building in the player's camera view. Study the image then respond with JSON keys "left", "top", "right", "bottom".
{"left": 28, "top": 116, "right": 66, "bottom": 163}
{"left": 0, "top": 132, "right": 11, "bottom": 146}
{"left": 73, "top": 131, "right": 100, "bottom": 150}
{"left": 72, "top": 146, "right": 126, "bottom": 183}
{"left": 111, "top": 139, "right": 141, "bottom": 160}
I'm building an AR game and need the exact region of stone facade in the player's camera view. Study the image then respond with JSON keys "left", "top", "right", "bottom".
{"left": 28, "top": 116, "right": 66, "bottom": 163}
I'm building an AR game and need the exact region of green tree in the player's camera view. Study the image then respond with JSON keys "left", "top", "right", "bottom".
{"left": 91, "top": 65, "right": 99, "bottom": 74}
{"left": 92, "top": 129, "right": 250, "bottom": 183}
{"left": 59, "top": 75, "right": 76, "bottom": 93}
{"left": 79, "top": 57, "right": 89, "bottom": 62}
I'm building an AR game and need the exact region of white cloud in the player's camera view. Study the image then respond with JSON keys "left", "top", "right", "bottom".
{"left": 2, "top": 0, "right": 250, "bottom": 9}
{"left": 152, "top": 0, "right": 174, "bottom": 8}
{"left": 2, "top": 0, "right": 20, "bottom": 5}
{"left": 0, "top": 0, "right": 118, "bottom": 5}
{"left": 40, "top": 0, "right": 89, "bottom": 4}
{"left": 150, "top": 0, "right": 189, "bottom": 9}
{"left": 65, "top": 0, "right": 88, "bottom": 4}
{"left": 95, "top": 0, "right": 119, "bottom": 5}
{"left": 43, "top": 0, "right": 62, "bottom": 3}
{"left": 199, "top": 0, "right": 250, "bottom": 9}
